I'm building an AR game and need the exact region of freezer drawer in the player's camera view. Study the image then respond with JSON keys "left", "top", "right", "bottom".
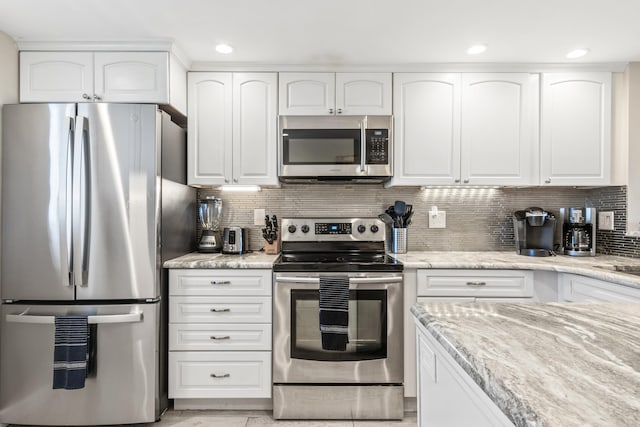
{"left": 0, "top": 303, "right": 159, "bottom": 426}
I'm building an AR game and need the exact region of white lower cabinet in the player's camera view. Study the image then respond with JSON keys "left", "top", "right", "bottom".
{"left": 168, "top": 269, "right": 272, "bottom": 400}
{"left": 416, "top": 321, "right": 514, "bottom": 427}
{"left": 559, "top": 273, "right": 640, "bottom": 302}
{"left": 417, "top": 269, "right": 534, "bottom": 300}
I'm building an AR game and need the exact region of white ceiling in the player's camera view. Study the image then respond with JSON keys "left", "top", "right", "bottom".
{"left": 1, "top": 0, "right": 640, "bottom": 68}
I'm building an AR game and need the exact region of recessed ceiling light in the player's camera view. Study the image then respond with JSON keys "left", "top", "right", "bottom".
{"left": 467, "top": 45, "right": 487, "bottom": 55}
{"left": 215, "top": 44, "right": 233, "bottom": 54}
{"left": 566, "top": 48, "right": 590, "bottom": 59}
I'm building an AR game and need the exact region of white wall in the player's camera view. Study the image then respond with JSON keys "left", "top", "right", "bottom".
{"left": 628, "top": 63, "right": 640, "bottom": 236}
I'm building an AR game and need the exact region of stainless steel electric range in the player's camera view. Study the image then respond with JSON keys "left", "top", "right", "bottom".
{"left": 272, "top": 217, "right": 404, "bottom": 420}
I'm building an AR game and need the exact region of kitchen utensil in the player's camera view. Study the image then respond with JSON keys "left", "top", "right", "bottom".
{"left": 378, "top": 213, "right": 394, "bottom": 225}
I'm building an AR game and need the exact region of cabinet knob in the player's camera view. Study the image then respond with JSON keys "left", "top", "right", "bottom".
{"left": 463, "top": 179, "right": 470, "bottom": 184}
{"left": 233, "top": 178, "right": 238, "bottom": 183}
{"left": 545, "top": 179, "right": 551, "bottom": 184}
{"left": 337, "top": 108, "right": 343, "bottom": 114}
{"left": 82, "top": 93, "right": 91, "bottom": 100}
{"left": 225, "top": 179, "right": 230, "bottom": 183}
{"left": 328, "top": 108, "right": 334, "bottom": 114}
{"left": 93, "top": 94, "right": 101, "bottom": 101}
{"left": 454, "top": 179, "right": 460, "bottom": 183}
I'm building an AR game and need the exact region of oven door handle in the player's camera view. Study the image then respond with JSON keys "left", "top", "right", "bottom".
{"left": 275, "top": 276, "right": 403, "bottom": 285}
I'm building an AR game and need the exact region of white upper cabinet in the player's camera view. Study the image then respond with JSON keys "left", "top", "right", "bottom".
{"left": 540, "top": 72, "right": 611, "bottom": 186}
{"left": 391, "top": 72, "right": 539, "bottom": 186}
{"left": 188, "top": 72, "right": 278, "bottom": 187}
{"left": 279, "top": 72, "right": 392, "bottom": 115}
{"left": 20, "top": 50, "right": 186, "bottom": 114}
{"left": 461, "top": 73, "right": 539, "bottom": 185}
{"left": 392, "top": 73, "right": 461, "bottom": 185}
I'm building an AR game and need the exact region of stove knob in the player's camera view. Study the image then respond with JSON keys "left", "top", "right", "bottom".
{"left": 288, "top": 225, "right": 297, "bottom": 234}
{"left": 301, "top": 225, "right": 310, "bottom": 233}
{"left": 370, "top": 225, "right": 379, "bottom": 233}
{"left": 357, "top": 225, "right": 366, "bottom": 233}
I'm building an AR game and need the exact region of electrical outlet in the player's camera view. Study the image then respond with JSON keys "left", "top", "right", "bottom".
{"left": 429, "top": 211, "right": 446, "bottom": 229}
{"left": 598, "top": 211, "right": 615, "bottom": 231}
{"left": 254, "top": 208, "right": 266, "bottom": 225}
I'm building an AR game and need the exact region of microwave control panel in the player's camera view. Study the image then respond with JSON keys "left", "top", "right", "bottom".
{"left": 365, "top": 129, "right": 389, "bottom": 164}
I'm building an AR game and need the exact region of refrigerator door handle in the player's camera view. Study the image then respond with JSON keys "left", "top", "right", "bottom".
{"left": 66, "top": 116, "right": 75, "bottom": 287}
{"left": 72, "top": 115, "right": 91, "bottom": 287}
{"left": 6, "top": 311, "right": 143, "bottom": 325}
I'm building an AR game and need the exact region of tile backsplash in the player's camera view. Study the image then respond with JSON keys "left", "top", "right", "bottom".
{"left": 198, "top": 184, "right": 639, "bottom": 258}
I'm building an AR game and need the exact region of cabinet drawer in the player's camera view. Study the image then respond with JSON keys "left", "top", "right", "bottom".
{"left": 560, "top": 274, "right": 640, "bottom": 302}
{"left": 169, "top": 323, "right": 271, "bottom": 351}
{"left": 417, "top": 269, "right": 534, "bottom": 297}
{"left": 169, "top": 269, "right": 272, "bottom": 296}
{"left": 170, "top": 296, "right": 271, "bottom": 323}
{"left": 169, "top": 351, "right": 271, "bottom": 398}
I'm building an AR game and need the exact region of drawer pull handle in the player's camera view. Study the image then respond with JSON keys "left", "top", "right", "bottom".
{"left": 210, "top": 280, "right": 232, "bottom": 285}
{"left": 210, "top": 308, "right": 231, "bottom": 313}
{"left": 210, "top": 373, "right": 230, "bottom": 379}
{"left": 466, "top": 281, "right": 487, "bottom": 286}
{"left": 210, "top": 335, "right": 231, "bottom": 340}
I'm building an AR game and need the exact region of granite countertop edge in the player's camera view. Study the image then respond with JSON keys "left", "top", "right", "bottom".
{"left": 163, "top": 251, "right": 640, "bottom": 289}
{"left": 412, "top": 304, "right": 545, "bottom": 427}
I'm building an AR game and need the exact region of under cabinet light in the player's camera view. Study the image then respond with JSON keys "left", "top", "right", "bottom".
{"left": 220, "top": 185, "right": 261, "bottom": 192}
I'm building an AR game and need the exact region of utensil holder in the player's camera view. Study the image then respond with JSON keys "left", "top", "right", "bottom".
{"left": 264, "top": 237, "right": 281, "bottom": 255}
{"left": 389, "top": 227, "right": 408, "bottom": 254}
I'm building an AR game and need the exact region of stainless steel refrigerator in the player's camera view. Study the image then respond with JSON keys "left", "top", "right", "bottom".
{"left": 0, "top": 103, "right": 195, "bottom": 425}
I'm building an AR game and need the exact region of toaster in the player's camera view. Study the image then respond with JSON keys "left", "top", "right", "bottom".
{"left": 222, "top": 227, "right": 248, "bottom": 254}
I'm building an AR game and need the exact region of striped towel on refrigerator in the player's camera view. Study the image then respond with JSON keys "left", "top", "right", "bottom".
{"left": 53, "top": 315, "right": 88, "bottom": 390}
{"left": 319, "top": 275, "right": 350, "bottom": 351}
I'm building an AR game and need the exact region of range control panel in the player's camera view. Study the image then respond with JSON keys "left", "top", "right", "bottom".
{"left": 281, "top": 217, "right": 385, "bottom": 242}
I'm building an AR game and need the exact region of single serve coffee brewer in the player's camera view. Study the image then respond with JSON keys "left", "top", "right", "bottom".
{"left": 513, "top": 207, "right": 557, "bottom": 256}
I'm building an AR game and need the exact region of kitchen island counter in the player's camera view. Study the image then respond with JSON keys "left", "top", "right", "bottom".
{"left": 394, "top": 251, "right": 640, "bottom": 290}
{"left": 412, "top": 301, "right": 640, "bottom": 427}
{"left": 163, "top": 251, "right": 278, "bottom": 269}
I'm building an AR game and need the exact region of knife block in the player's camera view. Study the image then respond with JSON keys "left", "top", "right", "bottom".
{"left": 264, "top": 237, "right": 281, "bottom": 255}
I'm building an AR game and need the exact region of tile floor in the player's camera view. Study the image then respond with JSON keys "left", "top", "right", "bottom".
{"left": 149, "top": 410, "right": 417, "bottom": 427}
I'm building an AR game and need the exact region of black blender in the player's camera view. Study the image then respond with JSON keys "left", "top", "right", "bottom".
{"left": 198, "top": 196, "right": 222, "bottom": 252}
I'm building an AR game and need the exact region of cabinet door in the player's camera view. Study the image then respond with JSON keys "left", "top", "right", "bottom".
{"left": 94, "top": 52, "right": 168, "bottom": 103}
{"left": 233, "top": 73, "right": 279, "bottom": 185}
{"left": 540, "top": 72, "right": 611, "bottom": 186}
{"left": 391, "top": 73, "right": 461, "bottom": 185}
{"left": 560, "top": 274, "right": 640, "bottom": 302}
{"left": 335, "top": 73, "right": 392, "bottom": 115}
{"left": 461, "top": 74, "right": 539, "bottom": 185}
{"left": 20, "top": 51, "right": 94, "bottom": 102}
{"left": 187, "top": 72, "right": 233, "bottom": 185}
{"left": 279, "top": 72, "right": 335, "bottom": 115}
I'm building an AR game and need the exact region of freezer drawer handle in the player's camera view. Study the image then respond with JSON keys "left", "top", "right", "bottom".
{"left": 210, "top": 280, "right": 232, "bottom": 285}
{"left": 6, "top": 312, "right": 143, "bottom": 324}
{"left": 210, "top": 373, "right": 230, "bottom": 379}
{"left": 210, "top": 308, "right": 231, "bottom": 313}
{"left": 210, "top": 335, "right": 231, "bottom": 340}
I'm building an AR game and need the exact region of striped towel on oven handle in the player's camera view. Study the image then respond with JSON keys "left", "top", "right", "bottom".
{"left": 319, "top": 275, "right": 349, "bottom": 350}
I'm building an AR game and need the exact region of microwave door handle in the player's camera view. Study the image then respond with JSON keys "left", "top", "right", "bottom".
{"left": 359, "top": 120, "right": 366, "bottom": 173}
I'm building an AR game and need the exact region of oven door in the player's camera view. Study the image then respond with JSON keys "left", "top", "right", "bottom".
{"left": 273, "top": 272, "right": 403, "bottom": 384}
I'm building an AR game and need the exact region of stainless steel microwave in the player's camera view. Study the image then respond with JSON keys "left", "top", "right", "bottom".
{"left": 279, "top": 116, "right": 392, "bottom": 183}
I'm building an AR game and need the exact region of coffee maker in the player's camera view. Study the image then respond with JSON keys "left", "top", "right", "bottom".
{"left": 513, "top": 207, "right": 557, "bottom": 257}
{"left": 559, "top": 207, "right": 596, "bottom": 256}
{"left": 198, "top": 196, "right": 223, "bottom": 252}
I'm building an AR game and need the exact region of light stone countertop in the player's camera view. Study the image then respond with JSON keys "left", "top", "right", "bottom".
{"left": 392, "top": 251, "right": 640, "bottom": 290}
{"left": 412, "top": 301, "right": 640, "bottom": 427}
{"left": 163, "top": 251, "right": 279, "bottom": 269}
{"left": 163, "top": 250, "right": 640, "bottom": 290}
